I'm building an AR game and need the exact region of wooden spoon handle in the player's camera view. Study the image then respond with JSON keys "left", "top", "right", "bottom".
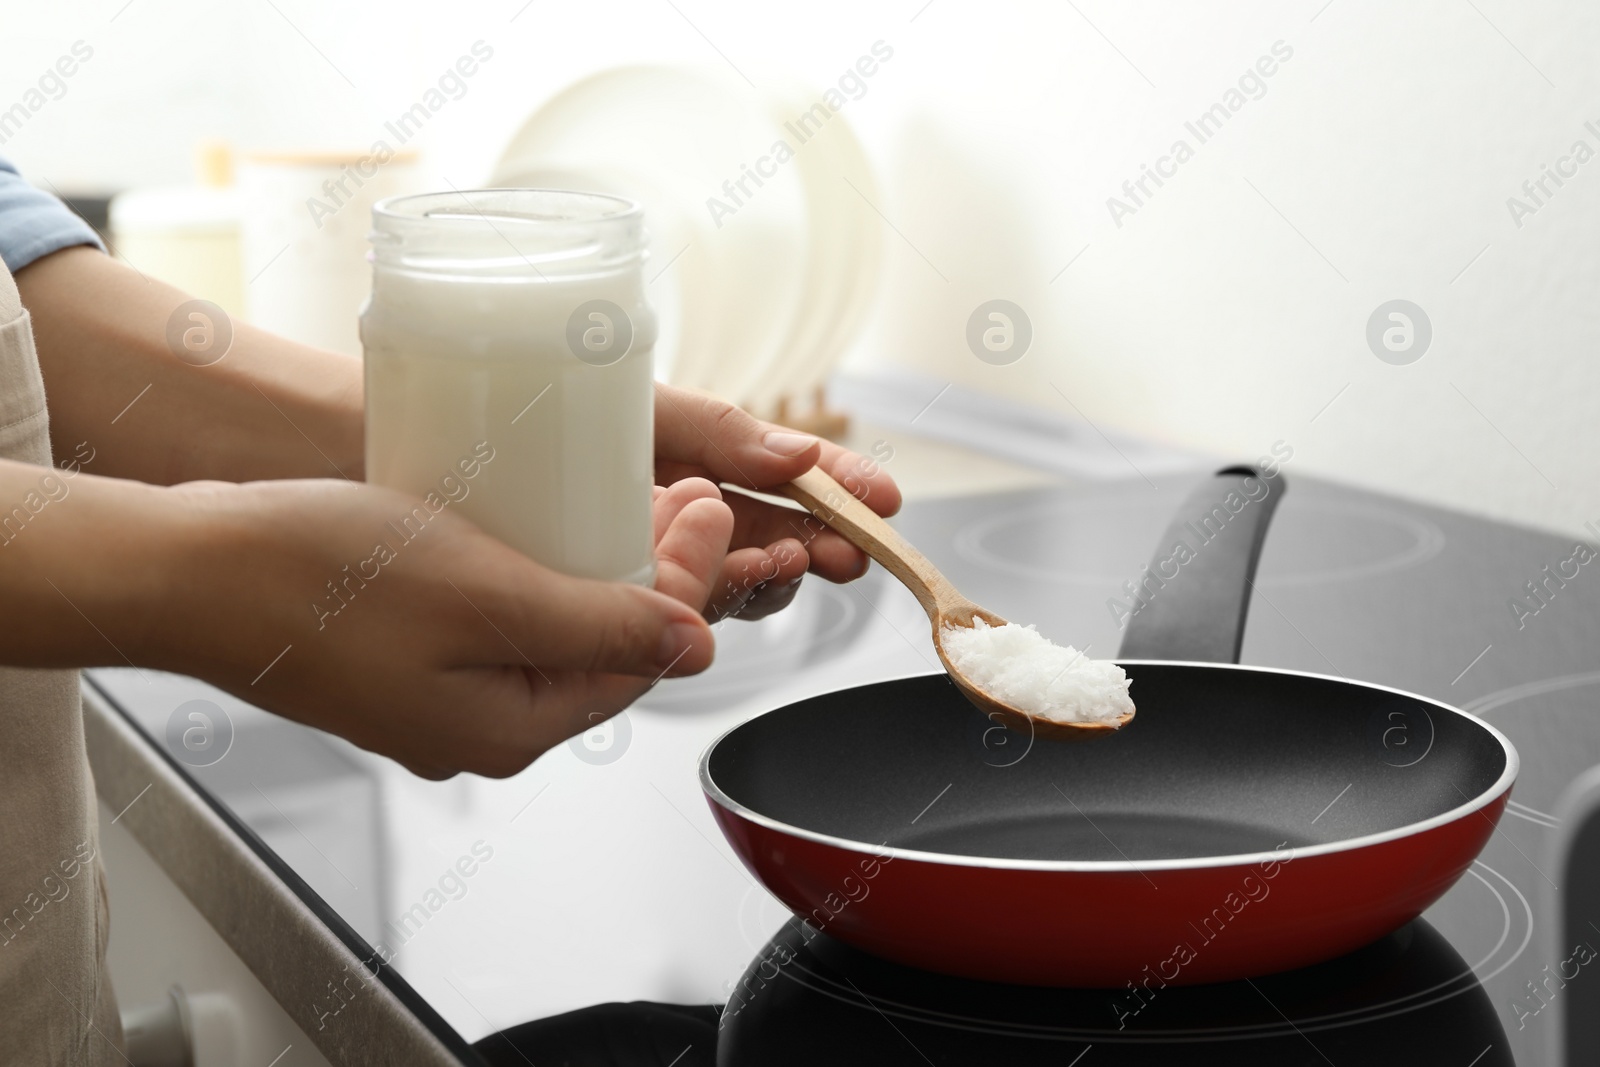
{"left": 779, "top": 466, "right": 963, "bottom": 620}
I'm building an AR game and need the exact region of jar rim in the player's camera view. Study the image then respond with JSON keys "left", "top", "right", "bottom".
{"left": 369, "top": 188, "right": 647, "bottom": 276}
{"left": 373, "top": 188, "right": 640, "bottom": 228}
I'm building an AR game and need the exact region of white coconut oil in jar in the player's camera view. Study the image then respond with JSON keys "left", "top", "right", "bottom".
{"left": 362, "top": 189, "right": 656, "bottom": 584}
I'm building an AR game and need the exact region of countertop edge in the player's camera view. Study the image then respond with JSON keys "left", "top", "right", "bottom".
{"left": 82, "top": 682, "right": 470, "bottom": 1067}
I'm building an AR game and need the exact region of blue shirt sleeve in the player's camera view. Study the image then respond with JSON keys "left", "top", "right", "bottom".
{"left": 0, "top": 156, "right": 105, "bottom": 273}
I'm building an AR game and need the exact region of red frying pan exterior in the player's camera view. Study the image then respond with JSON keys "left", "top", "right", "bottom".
{"left": 703, "top": 466, "right": 1518, "bottom": 987}
{"left": 706, "top": 783, "right": 1510, "bottom": 987}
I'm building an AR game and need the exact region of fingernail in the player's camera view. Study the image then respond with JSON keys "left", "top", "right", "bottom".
{"left": 657, "top": 621, "right": 703, "bottom": 672}
{"left": 763, "top": 431, "right": 818, "bottom": 457}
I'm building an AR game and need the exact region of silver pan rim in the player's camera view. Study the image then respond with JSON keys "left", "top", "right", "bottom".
{"left": 698, "top": 661, "right": 1519, "bottom": 874}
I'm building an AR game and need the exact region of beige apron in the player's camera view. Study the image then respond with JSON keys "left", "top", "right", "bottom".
{"left": 0, "top": 260, "right": 123, "bottom": 1062}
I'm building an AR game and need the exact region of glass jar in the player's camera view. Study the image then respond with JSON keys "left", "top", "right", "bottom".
{"left": 361, "top": 189, "right": 656, "bottom": 584}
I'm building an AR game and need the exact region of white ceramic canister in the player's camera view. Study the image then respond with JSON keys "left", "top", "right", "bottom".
{"left": 240, "top": 149, "right": 419, "bottom": 356}
{"left": 361, "top": 189, "right": 657, "bottom": 585}
{"left": 110, "top": 142, "right": 246, "bottom": 316}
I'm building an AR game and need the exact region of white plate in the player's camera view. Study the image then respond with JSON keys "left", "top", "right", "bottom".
{"left": 492, "top": 66, "right": 810, "bottom": 401}
{"left": 745, "top": 79, "right": 884, "bottom": 416}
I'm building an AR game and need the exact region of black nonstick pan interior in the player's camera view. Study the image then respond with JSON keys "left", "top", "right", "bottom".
{"left": 710, "top": 465, "right": 1510, "bottom": 865}
{"left": 707, "top": 663, "right": 1509, "bottom": 863}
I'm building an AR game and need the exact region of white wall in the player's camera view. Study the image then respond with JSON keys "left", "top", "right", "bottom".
{"left": 2, "top": 0, "right": 1596, "bottom": 536}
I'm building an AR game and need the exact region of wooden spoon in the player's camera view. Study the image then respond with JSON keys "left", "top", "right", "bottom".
{"left": 779, "top": 467, "right": 1133, "bottom": 737}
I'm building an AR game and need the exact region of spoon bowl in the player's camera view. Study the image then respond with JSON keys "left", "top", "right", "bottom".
{"left": 779, "top": 466, "right": 1134, "bottom": 736}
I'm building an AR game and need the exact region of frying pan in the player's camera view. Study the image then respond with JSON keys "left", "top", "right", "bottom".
{"left": 700, "top": 466, "right": 1517, "bottom": 986}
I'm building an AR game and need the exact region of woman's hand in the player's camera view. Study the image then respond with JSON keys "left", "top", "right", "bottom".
{"left": 653, "top": 383, "right": 901, "bottom": 622}
{"left": 147, "top": 475, "right": 736, "bottom": 778}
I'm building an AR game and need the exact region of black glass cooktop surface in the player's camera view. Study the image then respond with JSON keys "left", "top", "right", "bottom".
{"left": 92, "top": 469, "right": 1600, "bottom": 1066}
{"left": 707, "top": 471, "right": 1597, "bottom": 1066}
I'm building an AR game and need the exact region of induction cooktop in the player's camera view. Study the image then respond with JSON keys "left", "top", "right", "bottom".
{"left": 92, "top": 469, "right": 1600, "bottom": 1066}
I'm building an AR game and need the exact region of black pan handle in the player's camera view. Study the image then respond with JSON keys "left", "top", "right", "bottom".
{"left": 1116, "top": 464, "right": 1286, "bottom": 664}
